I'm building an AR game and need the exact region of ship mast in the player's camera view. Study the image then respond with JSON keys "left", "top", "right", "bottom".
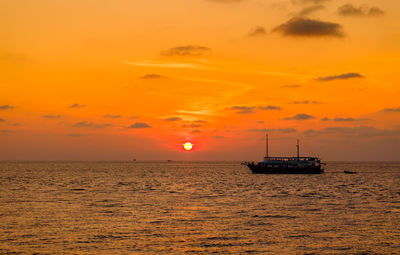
{"left": 296, "top": 139, "right": 300, "bottom": 158}
{"left": 265, "top": 133, "right": 269, "bottom": 158}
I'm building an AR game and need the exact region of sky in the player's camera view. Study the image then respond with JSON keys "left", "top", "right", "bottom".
{"left": 0, "top": 0, "right": 399, "bottom": 161}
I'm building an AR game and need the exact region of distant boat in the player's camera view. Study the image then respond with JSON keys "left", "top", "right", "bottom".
{"left": 167, "top": 160, "right": 173, "bottom": 162}
{"left": 344, "top": 170, "right": 357, "bottom": 174}
{"left": 244, "top": 133, "right": 324, "bottom": 174}
{"left": 132, "top": 158, "right": 136, "bottom": 162}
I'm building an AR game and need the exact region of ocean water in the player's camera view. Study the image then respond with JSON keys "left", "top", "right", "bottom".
{"left": 0, "top": 161, "right": 399, "bottom": 254}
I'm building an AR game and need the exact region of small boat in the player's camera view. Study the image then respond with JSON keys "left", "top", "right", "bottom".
{"left": 244, "top": 133, "right": 324, "bottom": 174}
{"left": 344, "top": 170, "right": 357, "bottom": 174}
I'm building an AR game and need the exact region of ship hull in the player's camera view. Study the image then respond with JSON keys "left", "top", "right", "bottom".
{"left": 247, "top": 164, "right": 324, "bottom": 174}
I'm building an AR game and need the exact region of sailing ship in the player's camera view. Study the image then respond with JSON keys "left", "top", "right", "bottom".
{"left": 244, "top": 134, "right": 324, "bottom": 174}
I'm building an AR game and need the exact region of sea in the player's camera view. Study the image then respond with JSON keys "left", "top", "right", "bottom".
{"left": 0, "top": 161, "right": 399, "bottom": 254}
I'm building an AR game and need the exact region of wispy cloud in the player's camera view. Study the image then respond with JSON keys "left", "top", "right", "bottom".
{"left": 248, "top": 128, "right": 297, "bottom": 133}
{"left": 191, "top": 130, "right": 201, "bottom": 133}
{"left": 213, "top": 135, "right": 225, "bottom": 139}
{"left": 228, "top": 106, "right": 256, "bottom": 114}
{"left": 0, "top": 118, "right": 4, "bottom": 122}
{"left": 305, "top": 126, "right": 400, "bottom": 137}
{"left": 207, "top": 0, "right": 244, "bottom": 3}
{"left": 194, "top": 120, "right": 208, "bottom": 123}
{"left": 228, "top": 105, "right": 281, "bottom": 114}
{"left": 381, "top": 107, "right": 400, "bottom": 113}
{"left": 124, "top": 61, "right": 207, "bottom": 70}
{"left": 42, "top": 115, "right": 62, "bottom": 119}
{"left": 182, "top": 123, "right": 201, "bottom": 128}
{"left": 67, "top": 133, "right": 84, "bottom": 137}
{"left": 281, "top": 84, "right": 301, "bottom": 88}
{"left": 317, "top": 72, "right": 363, "bottom": 81}
{"left": 321, "top": 117, "right": 369, "bottom": 122}
{"left": 289, "top": 100, "right": 321, "bottom": 104}
{"left": 128, "top": 122, "right": 152, "bottom": 129}
{"left": 248, "top": 26, "right": 267, "bottom": 37}
{"left": 338, "top": 4, "right": 385, "bottom": 17}
{"left": 104, "top": 114, "right": 121, "bottom": 119}
{"left": 284, "top": 113, "right": 315, "bottom": 120}
{"left": 273, "top": 17, "right": 344, "bottom": 38}
{"left": 73, "top": 121, "right": 112, "bottom": 128}
{"left": 298, "top": 5, "right": 325, "bottom": 16}
{"left": 292, "top": 0, "right": 330, "bottom": 5}
{"left": 165, "top": 117, "right": 182, "bottom": 122}
{"left": 177, "top": 110, "right": 214, "bottom": 116}
{"left": 0, "top": 105, "right": 15, "bottom": 110}
{"left": 161, "top": 45, "right": 211, "bottom": 57}
{"left": 139, "top": 74, "right": 164, "bottom": 79}
{"left": 69, "top": 103, "right": 86, "bottom": 108}
{"left": 258, "top": 106, "right": 282, "bottom": 110}
{"left": 0, "top": 129, "right": 14, "bottom": 135}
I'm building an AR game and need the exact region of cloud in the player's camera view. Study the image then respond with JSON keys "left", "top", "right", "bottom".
{"left": 161, "top": 45, "right": 211, "bottom": 56}
{"left": 177, "top": 110, "right": 214, "bottom": 116}
{"left": 338, "top": 4, "right": 385, "bottom": 17}
{"left": 128, "top": 116, "right": 139, "bottom": 119}
{"left": 272, "top": 17, "right": 344, "bottom": 38}
{"left": 165, "top": 117, "right": 182, "bottom": 121}
{"left": 292, "top": 0, "right": 329, "bottom": 4}
{"left": 281, "top": 84, "right": 301, "bottom": 88}
{"left": 42, "top": 115, "right": 62, "bottom": 119}
{"left": 290, "top": 100, "right": 321, "bottom": 104}
{"left": 317, "top": 72, "right": 363, "bottom": 81}
{"left": 284, "top": 113, "right": 315, "bottom": 120}
{"left": 128, "top": 122, "right": 152, "bottom": 129}
{"left": 321, "top": 117, "right": 369, "bottom": 122}
{"left": 299, "top": 5, "right": 325, "bottom": 16}
{"left": 248, "top": 128, "right": 297, "bottom": 133}
{"left": 258, "top": 105, "right": 282, "bottom": 110}
{"left": 0, "top": 105, "right": 15, "bottom": 110}
{"left": 304, "top": 126, "right": 400, "bottom": 137}
{"left": 207, "top": 0, "right": 244, "bottom": 3}
{"left": 0, "top": 129, "right": 14, "bottom": 134}
{"left": 382, "top": 107, "right": 400, "bottom": 113}
{"left": 67, "top": 134, "right": 84, "bottom": 137}
{"left": 194, "top": 120, "right": 208, "bottom": 123}
{"left": 248, "top": 26, "right": 267, "bottom": 37}
{"left": 182, "top": 124, "right": 201, "bottom": 128}
{"left": 228, "top": 105, "right": 281, "bottom": 114}
{"left": 228, "top": 106, "right": 256, "bottom": 114}
{"left": 213, "top": 136, "right": 225, "bottom": 139}
{"left": 368, "top": 7, "right": 385, "bottom": 16}
{"left": 69, "top": 103, "right": 86, "bottom": 108}
{"left": 257, "top": 121, "right": 264, "bottom": 124}
{"left": 0, "top": 118, "right": 4, "bottom": 122}
{"left": 191, "top": 130, "right": 201, "bottom": 133}
{"left": 140, "top": 74, "right": 164, "bottom": 79}
{"left": 290, "top": 100, "right": 309, "bottom": 104}
{"left": 124, "top": 61, "right": 207, "bottom": 70}
{"left": 95, "top": 123, "right": 112, "bottom": 128}
{"left": 73, "top": 121, "right": 112, "bottom": 128}
{"left": 104, "top": 114, "right": 121, "bottom": 119}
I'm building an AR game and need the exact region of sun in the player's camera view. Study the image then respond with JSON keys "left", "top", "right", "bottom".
{"left": 183, "top": 142, "right": 193, "bottom": 151}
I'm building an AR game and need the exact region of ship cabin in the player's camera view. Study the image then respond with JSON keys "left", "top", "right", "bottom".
{"left": 258, "top": 156, "right": 322, "bottom": 169}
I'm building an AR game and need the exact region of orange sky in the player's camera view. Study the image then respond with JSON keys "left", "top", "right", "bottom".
{"left": 1, "top": 0, "right": 399, "bottom": 160}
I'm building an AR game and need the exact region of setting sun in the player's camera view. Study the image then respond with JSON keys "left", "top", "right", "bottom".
{"left": 183, "top": 142, "right": 193, "bottom": 151}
